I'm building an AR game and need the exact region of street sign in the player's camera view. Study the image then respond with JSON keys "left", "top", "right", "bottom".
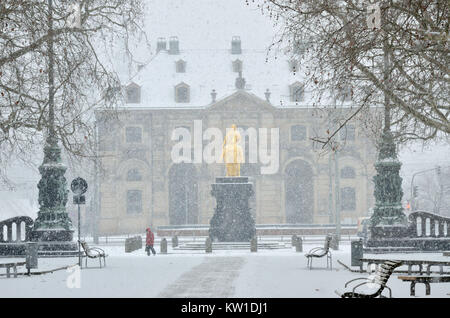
{"left": 71, "top": 177, "right": 88, "bottom": 268}
{"left": 73, "top": 194, "right": 86, "bottom": 205}
{"left": 71, "top": 177, "right": 88, "bottom": 195}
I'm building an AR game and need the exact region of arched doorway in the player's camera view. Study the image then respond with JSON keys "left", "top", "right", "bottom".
{"left": 285, "top": 160, "right": 314, "bottom": 223}
{"left": 169, "top": 164, "right": 198, "bottom": 225}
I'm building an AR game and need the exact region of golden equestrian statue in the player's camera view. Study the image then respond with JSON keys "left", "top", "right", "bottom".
{"left": 222, "top": 124, "right": 244, "bottom": 177}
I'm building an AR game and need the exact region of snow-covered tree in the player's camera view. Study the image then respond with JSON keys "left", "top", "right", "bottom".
{"left": 253, "top": 0, "right": 449, "bottom": 147}
{"left": 0, "top": 0, "right": 148, "bottom": 186}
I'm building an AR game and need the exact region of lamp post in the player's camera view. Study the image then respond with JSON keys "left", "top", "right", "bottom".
{"left": 368, "top": 2, "right": 408, "bottom": 243}
{"left": 334, "top": 149, "right": 341, "bottom": 241}
{"left": 71, "top": 177, "right": 88, "bottom": 268}
{"left": 31, "top": 0, "right": 74, "bottom": 242}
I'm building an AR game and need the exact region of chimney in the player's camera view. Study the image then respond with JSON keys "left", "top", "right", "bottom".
{"left": 264, "top": 89, "right": 271, "bottom": 102}
{"left": 169, "top": 36, "right": 179, "bottom": 55}
{"left": 231, "top": 36, "right": 241, "bottom": 54}
{"left": 156, "top": 37, "right": 166, "bottom": 52}
{"left": 211, "top": 89, "right": 217, "bottom": 103}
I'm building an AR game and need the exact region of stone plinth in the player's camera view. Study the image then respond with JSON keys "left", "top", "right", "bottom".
{"left": 209, "top": 177, "right": 256, "bottom": 242}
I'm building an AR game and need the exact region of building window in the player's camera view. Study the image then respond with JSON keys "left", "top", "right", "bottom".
{"left": 127, "top": 169, "right": 142, "bottom": 181}
{"left": 291, "top": 125, "right": 307, "bottom": 141}
{"left": 341, "top": 166, "right": 356, "bottom": 179}
{"left": 176, "top": 60, "right": 186, "bottom": 73}
{"left": 336, "top": 86, "right": 352, "bottom": 102}
{"left": 339, "top": 124, "right": 356, "bottom": 141}
{"left": 289, "top": 82, "right": 304, "bottom": 102}
{"left": 126, "top": 127, "right": 142, "bottom": 143}
{"left": 341, "top": 187, "right": 356, "bottom": 211}
{"left": 175, "top": 83, "right": 190, "bottom": 103}
{"left": 127, "top": 190, "right": 142, "bottom": 214}
{"left": 125, "top": 83, "right": 141, "bottom": 104}
{"left": 293, "top": 36, "right": 311, "bottom": 55}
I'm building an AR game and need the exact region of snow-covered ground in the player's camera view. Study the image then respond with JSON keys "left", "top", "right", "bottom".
{"left": 1, "top": 242, "right": 449, "bottom": 298}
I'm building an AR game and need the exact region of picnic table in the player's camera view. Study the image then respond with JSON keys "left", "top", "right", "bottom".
{"left": 360, "top": 258, "right": 450, "bottom": 275}
{"left": 0, "top": 262, "right": 26, "bottom": 278}
{"left": 398, "top": 275, "right": 450, "bottom": 296}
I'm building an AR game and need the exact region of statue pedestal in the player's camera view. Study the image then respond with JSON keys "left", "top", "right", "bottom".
{"left": 209, "top": 177, "right": 256, "bottom": 242}
{"left": 366, "top": 224, "right": 411, "bottom": 247}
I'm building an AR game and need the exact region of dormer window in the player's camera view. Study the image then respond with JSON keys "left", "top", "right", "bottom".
{"left": 175, "top": 82, "right": 190, "bottom": 103}
{"left": 125, "top": 82, "right": 141, "bottom": 104}
{"left": 232, "top": 59, "right": 242, "bottom": 72}
{"left": 289, "top": 82, "right": 304, "bottom": 102}
{"left": 176, "top": 60, "right": 186, "bottom": 73}
{"left": 127, "top": 169, "right": 143, "bottom": 181}
{"left": 231, "top": 36, "right": 241, "bottom": 54}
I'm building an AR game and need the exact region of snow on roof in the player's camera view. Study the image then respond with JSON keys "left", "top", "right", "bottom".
{"left": 119, "top": 0, "right": 332, "bottom": 109}
{"left": 126, "top": 49, "right": 310, "bottom": 108}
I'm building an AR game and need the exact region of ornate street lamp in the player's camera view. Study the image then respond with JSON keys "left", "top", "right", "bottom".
{"left": 367, "top": 3, "right": 408, "bottom": 244}
{"left": 31, "top": 0, "right": 75, "bottom": 243}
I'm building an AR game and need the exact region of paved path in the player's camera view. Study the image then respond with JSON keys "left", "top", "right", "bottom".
{"left": 158, "top": 256, "right": 246, "bottom": 297}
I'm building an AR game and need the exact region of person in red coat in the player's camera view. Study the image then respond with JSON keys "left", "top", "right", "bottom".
{"left": 145, "top": 228, "right": 156, "bottom": 256}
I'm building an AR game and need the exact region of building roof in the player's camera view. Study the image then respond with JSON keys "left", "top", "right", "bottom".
{"left": 118, "top": 0, "right": 342, "bottom": 110}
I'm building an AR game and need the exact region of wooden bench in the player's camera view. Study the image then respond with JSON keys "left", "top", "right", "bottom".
{"left": 398, "top": 275, "right": 450, "bottom": 296}
{"left": 0, "top": 262, "right": 26, "bottom": 278}
{"left": 79, "top": 241, "right": 107, "bottom": 268}
{"left": 336, "top": 260, "right": 403, "bottom": 298}
{"left": 360, "top": 258, "right": 450, "bottom": 275}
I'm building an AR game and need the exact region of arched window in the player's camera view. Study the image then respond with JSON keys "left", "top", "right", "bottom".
{"left": 125, "top": 82, "right": 141, "bottom": 104}
{"left": 175, "top": 83, "right": 190, "bottom": 103}
{"left": 289, "top": 82, "right": 304, "bottom": 102}
{"left": 341, "top": 166, "right": 356, "bottom": 179}
{"left": 127, "top": 169, "right": 142, "bottom": 181}
{"left": 232, "top": 59, "right": 243, "bottom": 73}
{"left": 176, "top": 60, "right": 186, "bottom": 73}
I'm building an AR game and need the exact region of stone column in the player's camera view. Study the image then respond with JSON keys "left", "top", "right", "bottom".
{"left": 209, "top": 177, "right": 256, "bottom": 242}
{"left": 31, "top": 137, "right": 74, "bottom": 242}
{"left": 367, "top": 130, "right": 408, "bottom": 246}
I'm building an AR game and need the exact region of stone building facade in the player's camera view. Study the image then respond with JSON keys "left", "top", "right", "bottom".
{"left": 96, "top": 90, "right": 377, "bottom": 235}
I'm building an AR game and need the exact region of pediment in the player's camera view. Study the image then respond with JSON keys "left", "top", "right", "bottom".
{"left": 206, "top": 90, "right": 276, "bottom": 113}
